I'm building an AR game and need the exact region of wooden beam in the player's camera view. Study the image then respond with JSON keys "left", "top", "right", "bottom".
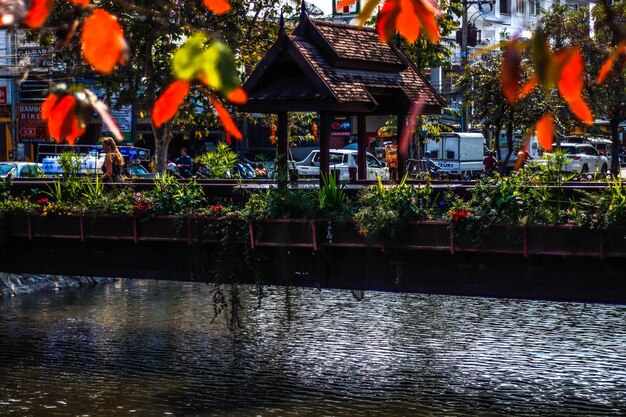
{"left": 319, "top": 111, "right": 330, "bottom": 187}
{"left": 277, "top": 112, "right": 289, "bottom": 183}
{"left": 397, "top": 113, "right": 407, "bottom": 180}
{"left": 357, "top": 114, "right": 367, "bottom": 180}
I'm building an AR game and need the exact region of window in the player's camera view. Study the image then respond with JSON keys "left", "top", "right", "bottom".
{"left": 567, "top": 3, "right": 579, "bottom": 11}
{"left": 366, "top": 155, "right": 381, "bottom": 168}
{"left": 500, "top": 0, "right": 511, "bottom": 14}
{"left": 517, "top": 0, "right": 526, "bottom": 14}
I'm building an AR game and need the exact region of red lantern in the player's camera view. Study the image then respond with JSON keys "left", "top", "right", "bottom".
{"left": 270, "top": 123, "right": 277, "bottom": 137}
{"left": 311, "top": 122, "right": 318, "bottom": 140}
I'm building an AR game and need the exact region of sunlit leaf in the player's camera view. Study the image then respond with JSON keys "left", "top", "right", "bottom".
{"left": 209, "top": 95, "right": 242, "bottom": 143}
{"left": 357, "top": 0, "right": 383, "bottom": 26}
{"left": 81, "top": 9, "right": 129, "bottom": 75}
{"left": 557, "top": 48, "right": 592, "bottom": 125}
{"left": 596, "top": 42, "right": 626, "bottom": 84}
{"left": 151, "top": 80, "right": 190, "bottom": 128}
{"left": 200, "top": 41, "right": 241, "bottom": 93}
{"left": 501, "top": 39, "right": 521, "bottom": 104}
{"left": 399, "top": 97, "right": 425, "bottom": 158}
{"left": 41, "top": 94, "right": 87, "bottom": 145}
{"left": 535, "top": 113, "right": 553, "bottom": 152}
{"left": 519, "top": 76, "right": 538, "bottom": 100}
{"left": 376, "top": 0, "right": 440, "bottom": 44}
{"left": 531, "top": 28, "right": 553, "bottom": 87}
{"left": 567, "top": 99, "right": 593, "bottom": 125}
{"left": 24, "top": 0, "right": 54, "bottom": 28}
{"left": 203, "top": 0, "right": 231, "bottom": 14}
{"left": 226, "top": 87, "right": 247, "bottom": 105}
{"left": 173, "top": 32, "right": 208, "bottom": 81}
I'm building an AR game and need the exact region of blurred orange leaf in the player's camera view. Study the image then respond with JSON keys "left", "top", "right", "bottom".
{"left": 81, "top": 9, "right": 129, "bottom": 75}
{"left": 596, "top": 41, "right": 626, "bottom": 84}
{"left": 377, "top": 0, "right": 440, "bottom": 44}
{"left": 41, "top": 94, "right": 86, "bottom": 145}
{"left": 519, "top": 76, "right": 538, "bottom": 100}
{"left": 203, "top": 0, "right": 231, "bottom": 14}
{"left": 24, "top": 0, "right": 54, "bottom": 28}
{"left": 209, "top": 95, "right": 242, "bottom": 143}
{"left": 226, "top": 87, "right": 247, "bottom": 105}
{"left": 557, "top": 49, "right": 592, "bottom": 125}
{"left": 501, "top": 39, "right": 521, "bottom": 104}
{"left": 152, "top": 80, "right": 190, "bottom": 128}
{"left": 535, "top": 113, "right": 553, "bottom": 152}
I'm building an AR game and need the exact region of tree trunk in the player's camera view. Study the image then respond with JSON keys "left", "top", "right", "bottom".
{"left": 493, "top": 121, "right": 502, "bottom": 164}
{"left": 501, "top": 123, "right": 514, "bottom": 174}
{"left": 152, "top": 122, "right": 174, "bottom": 173}
{"left": 610, "top": 115, "right": 621, "bottom": 177}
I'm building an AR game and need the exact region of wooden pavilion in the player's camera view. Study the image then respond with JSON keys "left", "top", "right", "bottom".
{"left": 240, "top": 4, "right": 444, "bottom": 182}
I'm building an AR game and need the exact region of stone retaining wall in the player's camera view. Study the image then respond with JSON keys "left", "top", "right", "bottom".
{"left": 0, "top": 273, "right": 115, "bottom": 297}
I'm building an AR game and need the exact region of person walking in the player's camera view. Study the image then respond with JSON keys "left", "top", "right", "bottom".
{"left": 101, "top": 137, "right": 124, "bottom": 182}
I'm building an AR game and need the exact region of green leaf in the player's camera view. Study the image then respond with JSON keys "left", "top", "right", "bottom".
{"left": 173, "top": 32, "right": 209, "bottom": 81}
{"left": 201, "top": 41, "right": 240, "bottom": 93}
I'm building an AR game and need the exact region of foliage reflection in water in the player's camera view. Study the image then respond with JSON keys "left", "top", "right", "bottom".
{"left": 0, "top": 280, "right": 626, "bottom": 416}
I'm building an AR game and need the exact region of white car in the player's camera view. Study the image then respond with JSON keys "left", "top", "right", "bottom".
{"left": 295, "top": 149, "right": 388, "bottom": 181}
{"left": 556, "top": 143, "right": 609, "bottom": 174}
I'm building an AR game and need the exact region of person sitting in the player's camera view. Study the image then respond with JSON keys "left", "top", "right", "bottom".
{"left": 100, "top": 137, "right": 124, "bottom": 182}
{"left": 483, "top": 151, "right": 498, "bottom": 175}
{"left": 175, "top": 148, "right": 194, "bottom": 179}
{"left": 423, "top": 152, "right": 440, "bottom": 176}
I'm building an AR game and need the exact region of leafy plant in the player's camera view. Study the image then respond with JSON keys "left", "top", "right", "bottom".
{"left": 317, "top": 173, "right": 351, "bottom": 220}
{"left": 195, "top": 142, "right": 238, "bottom": 178}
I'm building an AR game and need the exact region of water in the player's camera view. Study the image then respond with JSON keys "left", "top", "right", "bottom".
{"left": 1, "top": 280, "right": 626, "bottom": 416}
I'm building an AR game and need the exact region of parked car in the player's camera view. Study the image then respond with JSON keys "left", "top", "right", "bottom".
{"left": 124, "top": 163, "right": 156, "bottom": 179}
{"left": 553, "top": 143, "right": 609, "bottom": 174}
{"left": 295, "top": 149, "right": 388, "bottom": 180}
{"left": 0, "top": 162, "right": 44, "bottom": 179}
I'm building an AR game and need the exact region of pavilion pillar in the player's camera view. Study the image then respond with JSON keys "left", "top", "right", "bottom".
{"left": 277, "top": 111, "right": 289, "bottom": 183}
{"left": 397, "top": 113, "right": 407, "bottom": 181}
{"left": 357, "top": 114, "right": 367, "bottom": 180}
{"left": 319, "top": 111, "right": 330, "bottom": 187}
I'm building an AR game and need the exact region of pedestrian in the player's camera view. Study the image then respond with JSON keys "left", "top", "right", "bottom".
{"left": 175, "top": 147, "right": 194, "bottom": 179}
{"left": 100, "top": 137, "right": 125, "bottom": 182}
{"left": 483, "top": 151, "right": 498, "bottom": 176}
{"left": 423, "top": 151, "right": 440, "bottom": 177}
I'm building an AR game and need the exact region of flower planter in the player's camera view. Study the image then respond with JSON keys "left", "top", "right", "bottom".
{"left": 82, "top": 215, "right": 135, "bottom": 241}
{"left": 250, "top": 219, "right": 317, "bottom": 249}
{"left": 601, "top": 228, "right": 626, "bottom": 258}
{"left": 4, "top": 213, "right": 32, "bottom": 238}
{"left": 137, "top": 215, "right": 191, "bottom": 242}
{"left": 399, "top": 221, "right": 452, "bottom": 251}
{"left": 321, "top": 221, "right": 370, "bottom": 248}
{"left": 454, "top": 223, "right": 524, "bottom": 254}
{"left": 525, "top": 225, "right": 602, "bottom": 257}
{"left": 29, "top": 214, "right": 82, "bottom": 239}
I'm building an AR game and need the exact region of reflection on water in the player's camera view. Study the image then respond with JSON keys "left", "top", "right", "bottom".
{"left": 1, "top": 280, "right": 626, "bottom": 416}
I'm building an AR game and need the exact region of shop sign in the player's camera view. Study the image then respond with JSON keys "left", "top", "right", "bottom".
{"left": 330, "top": 116, "right": 351, "bottom": 136}
{"left": 18, "top": 103, "right": 49, "bottom": 143}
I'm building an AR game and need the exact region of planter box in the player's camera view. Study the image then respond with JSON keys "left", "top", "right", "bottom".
{"left": 137, "top": 215, "right": 190, "bottom": 242}
{"left": 321, "top": 221, "right": 370, "bottom": 248}
{"left": 82, "top": 215, "right": 135, "bottom": 240}
{"left": 250, "top": 219, "right": 316, "bottom": 248}
{"left": 400, "top": 221, "right": 451, "bottom": 251}
{"left": 4, "top": 213, "right": 31, "bottom": 238}
{"left": 600, "top": 228, "right": 626, "bottom": 258}
{"left": 526, "top": 225, "right": 602, "bottom": 257}
{"left": 27, "top": 214, "right": 82, "bottom": 239}
{"left": 454, "top": 223, "right": 524, "bottom": 254}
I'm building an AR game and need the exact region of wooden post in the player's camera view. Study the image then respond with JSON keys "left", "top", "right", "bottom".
{"left": 320, "top": 112, "right": 330, "bottom": 187}
{"left": 397, "top": 113, "right": 407, "bottom": 181}
{"left": 357, "top": 114, "right": 367, "bottom": 180}
{"left": 277, "top": 111, "right": 289, "bottom": 185}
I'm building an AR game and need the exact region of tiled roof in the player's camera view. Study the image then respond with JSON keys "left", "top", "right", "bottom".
{"left": 243, "top": 16, "right": 443, "bottom": 112}
{"left": 310, "top": 20, "right": 404, "bottom": 67}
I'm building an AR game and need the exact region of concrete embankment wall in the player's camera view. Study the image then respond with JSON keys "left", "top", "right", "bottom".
{"left": 0, "top": 273, "right": 115, "bottom": 297}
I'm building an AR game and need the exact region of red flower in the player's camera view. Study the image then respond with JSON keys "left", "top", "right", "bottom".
{"left": 210, "top": 205, "right": 224, "bottom": 213}
{"left": 36, "top": 198, "right": 49, "bottom": 205}
{"left": 449, "top": 209, "right": 469, "bottom": 222}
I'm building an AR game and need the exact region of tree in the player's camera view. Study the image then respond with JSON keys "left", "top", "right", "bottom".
{"left": 458, "top": 51, "right": 555, "bottom": 170}
{"left": 541, "top": 3, "right": 626, "bottom": 176}
{"left": 34, "top": 0, "right": 284, "bottom": 172}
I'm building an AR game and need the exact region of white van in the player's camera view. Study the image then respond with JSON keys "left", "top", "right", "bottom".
{"left": 424, "top": 132, "right": 486, "bottom": 179}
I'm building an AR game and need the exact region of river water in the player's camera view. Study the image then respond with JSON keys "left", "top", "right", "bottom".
{"left": 1, "top": 280, "right": 626, "bottom": 416}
